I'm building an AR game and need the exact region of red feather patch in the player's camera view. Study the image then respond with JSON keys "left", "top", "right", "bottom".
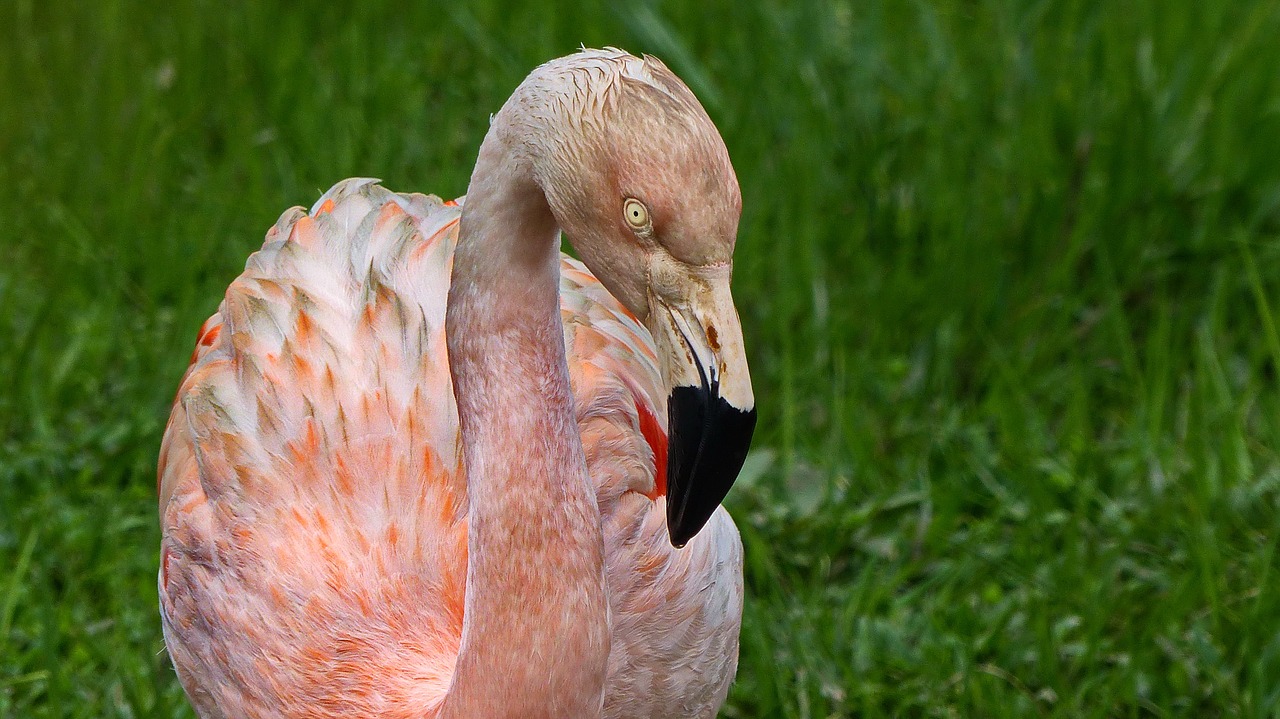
{"left": 635, "top": 399, "right": 667, "bottom": 498}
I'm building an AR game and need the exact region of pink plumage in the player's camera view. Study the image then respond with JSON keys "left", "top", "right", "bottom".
{"left": 158, "top": 179, "right": 743, "bottom": 718}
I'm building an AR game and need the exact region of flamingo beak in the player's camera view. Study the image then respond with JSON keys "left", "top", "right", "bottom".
{"left": 648, "top": 270, "right": 756, "bottom": 548}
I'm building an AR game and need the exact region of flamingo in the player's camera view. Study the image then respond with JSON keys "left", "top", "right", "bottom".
{"left": 157, "top": 48, "right": 755, "bottom": 718}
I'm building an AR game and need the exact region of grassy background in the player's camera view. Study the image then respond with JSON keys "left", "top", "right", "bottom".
{"left": 2, "top": 0, "right": 1280, "bottom": 716}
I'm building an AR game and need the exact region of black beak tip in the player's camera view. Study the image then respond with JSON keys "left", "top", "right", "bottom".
{"left": 668, "top": 524, "right": 695, "bottom": 550}
{"left": 665, "top": 386, "right": 757, "bottom": 548}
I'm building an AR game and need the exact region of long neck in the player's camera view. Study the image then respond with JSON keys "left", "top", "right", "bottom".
{"left": 439, "top": 120, "right": 610, "bottom": 718}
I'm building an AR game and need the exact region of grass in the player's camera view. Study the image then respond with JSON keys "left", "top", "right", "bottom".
{"left": 2, "top": 0, "right": 1280, "bottom": 716}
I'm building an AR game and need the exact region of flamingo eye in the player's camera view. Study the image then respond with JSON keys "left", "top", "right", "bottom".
{"left": 623, "top": 198, "right": 650, "bottom": 230}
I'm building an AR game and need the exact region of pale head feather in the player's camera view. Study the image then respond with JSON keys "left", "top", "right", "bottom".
{"left": 486, "top": 47, "right": 743, "bottom": 319}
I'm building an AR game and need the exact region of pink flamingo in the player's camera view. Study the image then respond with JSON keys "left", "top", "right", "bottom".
{"left": 158, "top": 48, "right": 755, "bottom": 718}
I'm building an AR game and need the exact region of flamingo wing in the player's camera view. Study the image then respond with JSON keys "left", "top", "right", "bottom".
{"left": 158, "top": 179, "right": 468, "bottom": 718}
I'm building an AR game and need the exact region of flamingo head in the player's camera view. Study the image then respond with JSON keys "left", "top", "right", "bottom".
{"left": 523, "top": 50, "right": 757, "bottom": 547}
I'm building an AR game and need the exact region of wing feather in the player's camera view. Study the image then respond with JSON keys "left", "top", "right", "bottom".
{"left": 159, "top": 180, "right": 467, "bottom": 718}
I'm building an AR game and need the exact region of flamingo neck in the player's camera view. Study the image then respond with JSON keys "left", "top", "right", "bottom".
{"left": 440, "top": 120, "right": 609, "bottom": 718}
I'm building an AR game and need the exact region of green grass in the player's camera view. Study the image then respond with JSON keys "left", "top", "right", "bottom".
{"left": 2, "top": 0, "right": 1280, "bottom": 716}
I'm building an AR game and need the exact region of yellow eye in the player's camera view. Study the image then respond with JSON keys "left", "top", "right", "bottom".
{"left": 623, "top": 198, "right": 649, "bottom": 229}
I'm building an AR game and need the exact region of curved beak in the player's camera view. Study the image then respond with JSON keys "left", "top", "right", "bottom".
{"left": 647, "top": 265, "right": 756, "bottom": 548}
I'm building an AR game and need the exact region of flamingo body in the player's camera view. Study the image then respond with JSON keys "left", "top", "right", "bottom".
{"left": 158, "top": 178, "right": 743, "bottom": 718}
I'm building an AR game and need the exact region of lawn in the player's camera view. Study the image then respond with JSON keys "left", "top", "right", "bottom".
{"left": 2, "top": 0, "right": 1280, "bottom": 716}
